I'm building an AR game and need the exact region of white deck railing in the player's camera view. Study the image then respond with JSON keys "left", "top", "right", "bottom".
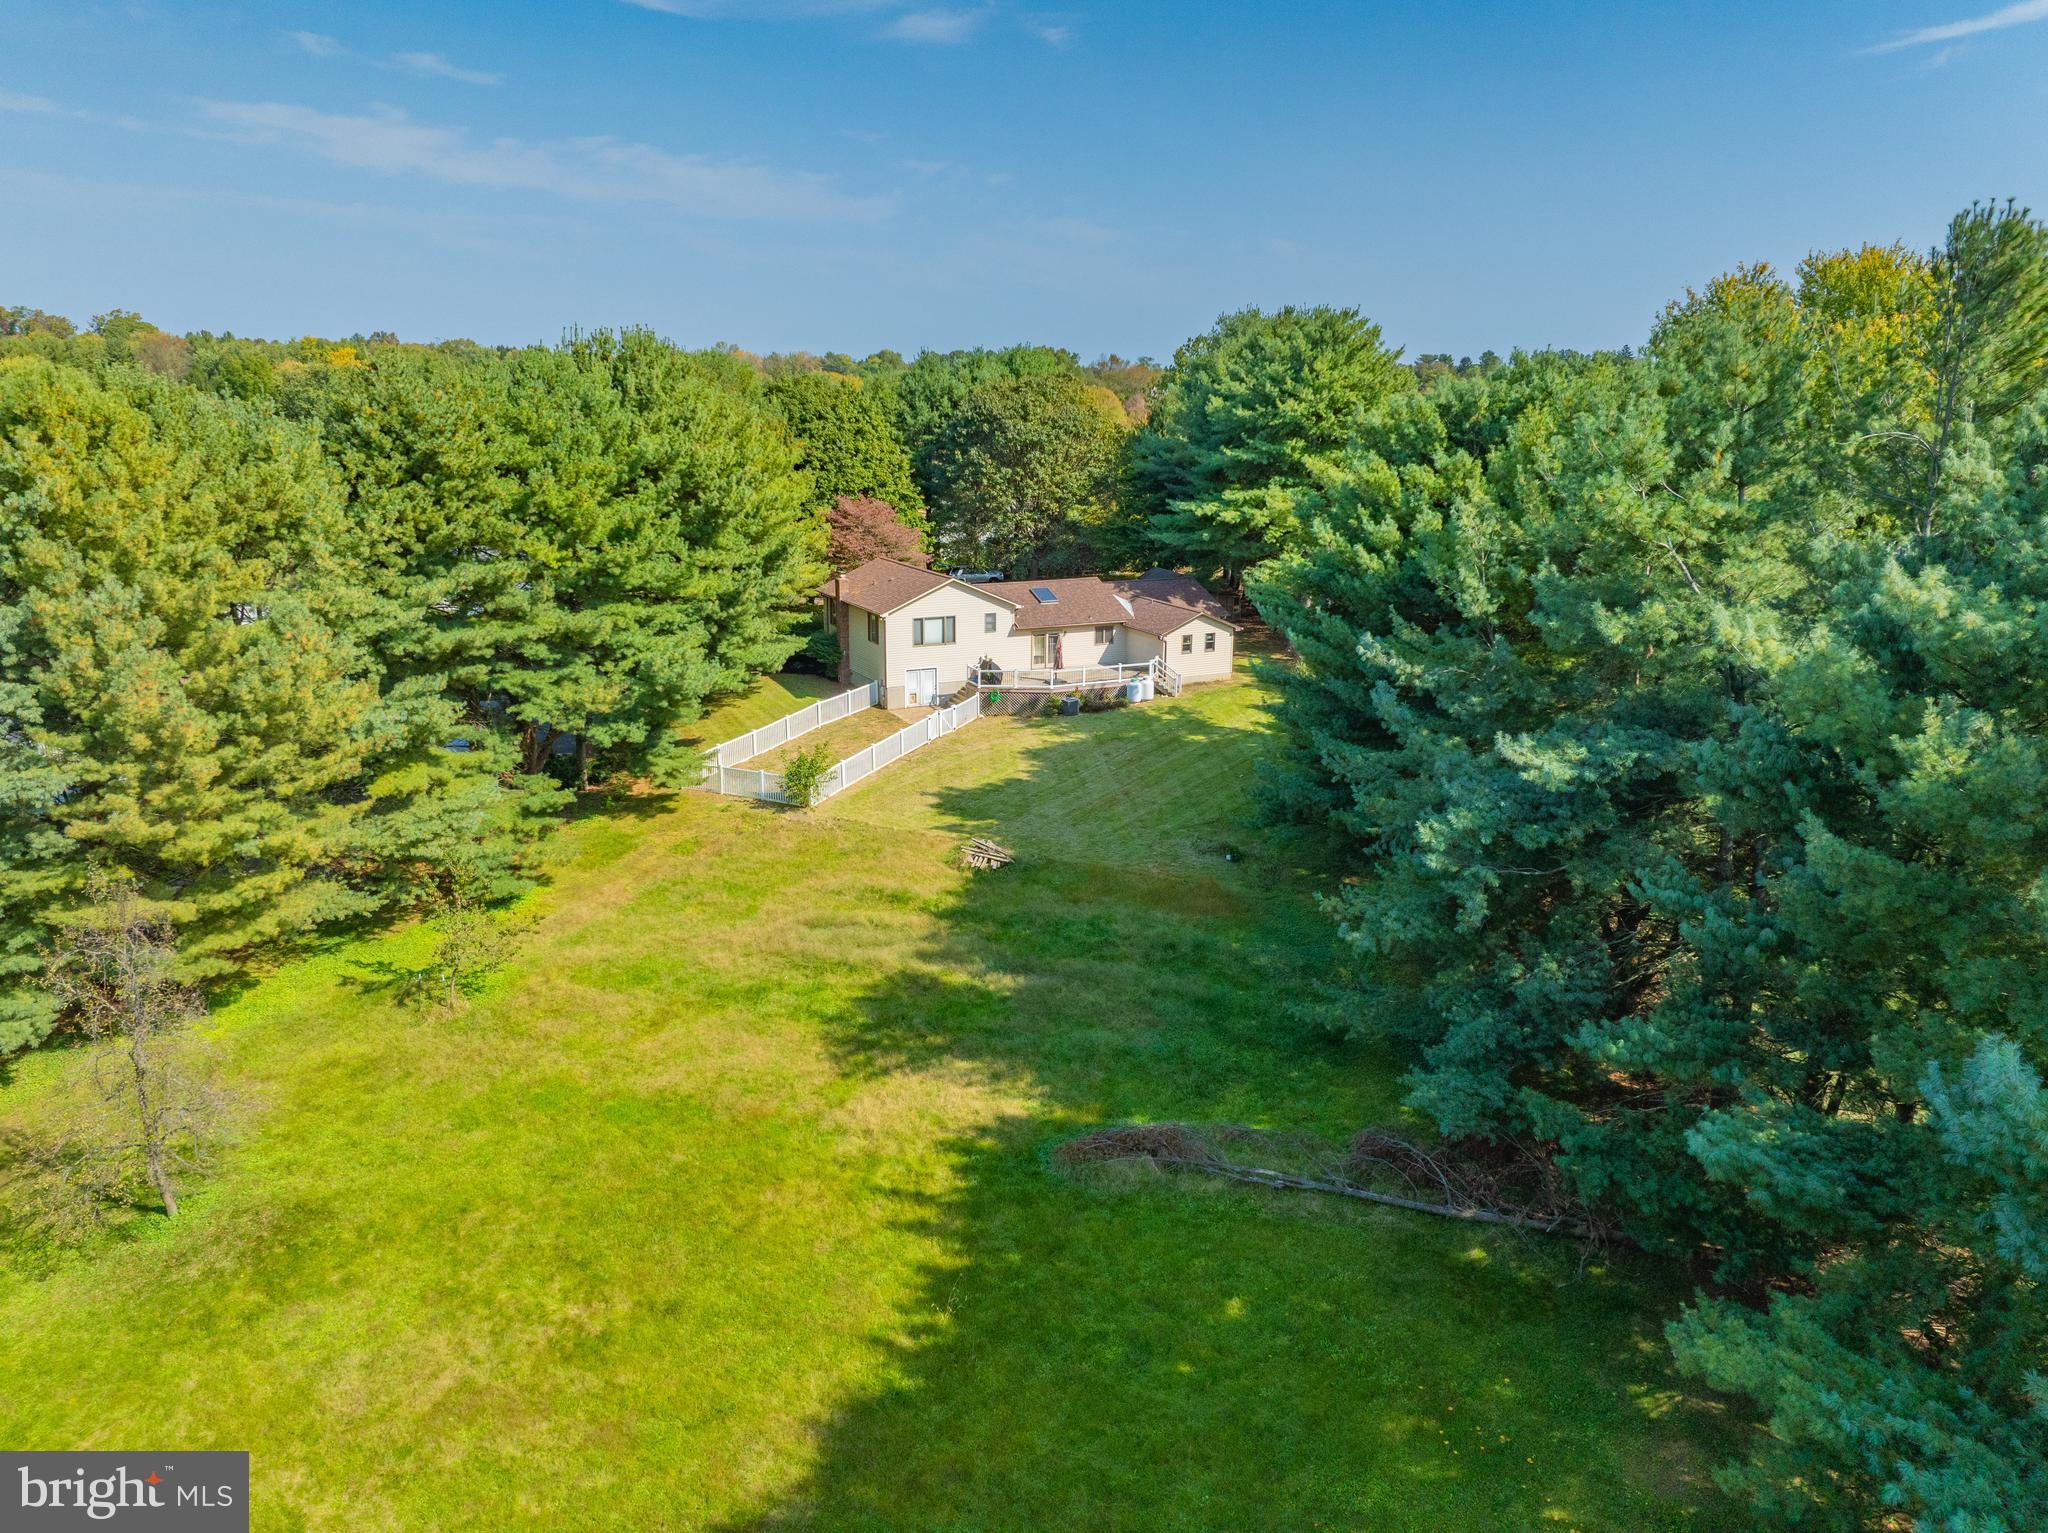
{"left": 701, "top": 680, "right": 880, "bottom": 771}
{"left": 969, "top": 661, "right": 1159, "bottom": 693}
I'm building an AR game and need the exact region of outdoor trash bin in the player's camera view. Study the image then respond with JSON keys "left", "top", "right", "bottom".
{"left": 1061, "top": 695, "right": 1081, "bottom": 715}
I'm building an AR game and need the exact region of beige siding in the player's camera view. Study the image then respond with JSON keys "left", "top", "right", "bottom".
{"left": 1161, "top": 616, "right": 1236, "bottom": 680}
{"left": 1122, "top": 629, "right": 1165, "bottom": 666}
{"left": 840, "top": 582, "right": 1230, "bottom": 703}
{"left": 846, "top": 601, "right": 887, "bottom": 687}
{"left": 1028, "top": 625, "right": 1126, "bottom": 667}
{"left": 880, "top": 583, "right": 1030, "bottom": 705}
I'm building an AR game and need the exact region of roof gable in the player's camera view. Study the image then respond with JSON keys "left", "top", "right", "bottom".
{"left": 1109, "top": 570, "right": 1236, "bottom": 626}
{"left": 821, "top": 558, "right": 1019, "bottom": 616}
{"left": 825, "top": 562, "right": 1238, "bottom": 634}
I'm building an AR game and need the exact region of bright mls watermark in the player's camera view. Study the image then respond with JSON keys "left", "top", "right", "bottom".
{"left": 4, "top": 1453, "right": 247, "bottom": 1530}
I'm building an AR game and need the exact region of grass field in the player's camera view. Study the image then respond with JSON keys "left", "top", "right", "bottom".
{"left": 676, "top": 670, "right": 841, "bottom": 753}
{"left": 0, "top": 673, "right": 1740, "bottom": 1531}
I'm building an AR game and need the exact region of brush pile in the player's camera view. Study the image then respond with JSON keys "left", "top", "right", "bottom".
{"left": 962, "top": 837, "right": 1015, "bottom": 871}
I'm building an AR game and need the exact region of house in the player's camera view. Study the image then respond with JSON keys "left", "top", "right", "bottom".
{"left": 817, "top": 559, "right": 1240, "bottom": 708}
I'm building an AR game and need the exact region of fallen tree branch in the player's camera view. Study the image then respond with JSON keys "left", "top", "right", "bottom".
{"left": 1153, "top": 1156, "right": 1597, "bottom": 1237}
{"left": 1055, "top": 1122, "right": 1603, "bottom": 1241}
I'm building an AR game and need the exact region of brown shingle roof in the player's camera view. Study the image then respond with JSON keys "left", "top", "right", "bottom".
{"left": 1122, "top": 595, "right": 1240, "bottom": 637}
{"left": 819, "top": 558, "right": 1015, "bottom": 616}
{"left": 1110, "top": 570, "right": 1238, "bottom": 627}
{"left": 823, "top": 561, "right": 1239, "bottom": 637}
{"left": 977, "top": 576, "right": 1133, "bottom": 631}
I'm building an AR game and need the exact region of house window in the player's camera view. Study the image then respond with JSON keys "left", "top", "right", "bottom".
{"left": 1094, "top": 625, "right": 1115, "bottom": 644}
{"left": 984, "top": 612, "right": 997, "bottom": 633}
{"left": 1204, "top": 631, "right": 1217, "bottom": 652}
{"left": 1180, "top": 633, "right": 1194, "bottom": 654}
{"left": 913, "top": 616, "right": 956, "bottom": 646}
{"left": 866, "top": 612, "right": 879, "bottom": 643}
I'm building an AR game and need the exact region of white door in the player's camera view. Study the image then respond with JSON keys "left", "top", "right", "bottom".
{"left": 905, "top": 667, "right": 937, "bottom": 705}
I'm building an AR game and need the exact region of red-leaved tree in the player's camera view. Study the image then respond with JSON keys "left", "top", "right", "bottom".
{"left": 826, "top": 496, "right": 925, "bottom": 571}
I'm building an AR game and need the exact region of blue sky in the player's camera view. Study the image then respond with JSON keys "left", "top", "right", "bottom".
{"left": 3, "top": 1, "right": 2045, "bottom": 359}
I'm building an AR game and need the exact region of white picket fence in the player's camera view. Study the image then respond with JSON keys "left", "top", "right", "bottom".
{"left": 703, "top": 680, "right": 880, "bottom": 771}
{"left": 700, "top": 763, "right": 788, "bottom": 801}
{"left": 817, "top": 690, "right": 981, "bottom": 803}
{"left": 696, "top": 685, "right": 983, "bottom": 805}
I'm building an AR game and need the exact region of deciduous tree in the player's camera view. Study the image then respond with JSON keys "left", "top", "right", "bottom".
{"left": 765, "top": 370, "right": 925, "bottom": 522}
{"left": 922, "top": 372, "right": 1125, "bottom": 577}
{"left": 826, "top": 494, "right": 925, "bottom": 570}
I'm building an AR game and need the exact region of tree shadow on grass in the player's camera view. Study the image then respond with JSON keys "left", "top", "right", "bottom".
{"left": 713, "top": 703, "right": 1740, "bottom": 1533}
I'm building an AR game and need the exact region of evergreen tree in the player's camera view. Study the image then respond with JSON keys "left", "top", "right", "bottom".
{"left": 309, "top": 333, "right": 823, "bottom": 788}
{"left": 0, "top": 360, "right": 379, "bottom": 1044}
{"left": 1667, "top": 218, "right": 2048, "bottom": 1528}
{"left": 560, "top": 330, "right": 824, "bottom": 778}
{"left": 290, "top": 349, "right": 569, "bottom": 902}
{"left": 1129, "top": 305, "right": 1409, "bottom": 586}
{"left": 764, "top": 370, "right": 926, "bottom": 527}
{"left": 1251, "top": 206, "right": 2048, "bottom": 1528}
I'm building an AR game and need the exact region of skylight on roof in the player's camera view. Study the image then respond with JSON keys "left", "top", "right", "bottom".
{"left": 1029, "top": 586, "right": 1058, "bottom": 602}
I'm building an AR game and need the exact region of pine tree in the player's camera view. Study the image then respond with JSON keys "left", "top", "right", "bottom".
{"left": 0, "top": 359, "right": 380, "bottom": 1042}
{"left": 558, "top": 330, "right": 825, "bottom": 782}
{"left": 1251, "top": 206, "right": 2048, "bottom": 1527}
{"left": 1129, "top": 305, "right": 1409, "bottom": 586}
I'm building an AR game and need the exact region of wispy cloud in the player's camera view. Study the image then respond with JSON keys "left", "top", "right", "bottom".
{"left": 0, "top": 88, "right": 63, "bottom": 114}
{"left": 195, "top": 99, "right": 896, "bottom": 222}
{"left": 622, "top": 0, "right": 1000, "bottom": 44}
{"left": 882, "top": 7, "right": 986, "bottom": 44}
{"left": 0, "top": 163, "right": 576, "bottom": 268}
{"left": 287, "top": 31, "right": 503, "bottom": 85}
{"left": 1866, "top": 0, "right": 2048, "bottom": 51}
{"left": 392, "top": 52, "right": 505, "bottom": 86}
{"left": 0, "top": 86, "right": 145, "bottom": 130}
{"left": 1026, "top": 19, "right": 1075, "bottom": 48}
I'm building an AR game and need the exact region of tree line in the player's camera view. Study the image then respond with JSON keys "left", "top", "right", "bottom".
{"left": 1230, "top": 205, "right": 2044, "bottom": 1532}
{"left": 0, "top": 328, "right": 823, "bottom": 1057}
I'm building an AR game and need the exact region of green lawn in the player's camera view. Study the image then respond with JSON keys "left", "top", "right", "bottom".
{"left": 0, "top": 675, "right": 1740, "bottom": 1531}
{"left": 675, "top": 669, "right": 842, "bottom": 752}
{"left": 740, "top": 703, "right": 922, "bottom": 772}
